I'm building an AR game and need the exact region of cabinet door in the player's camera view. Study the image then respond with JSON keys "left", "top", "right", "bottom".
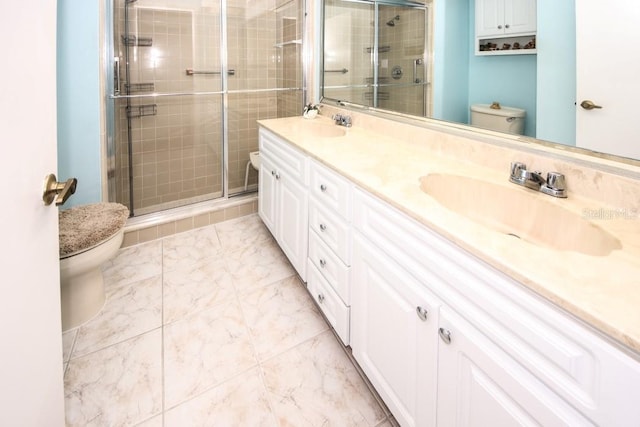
{"left": 476, "top": 0, "right": 505, "bottom": 37}
{"left": 278, "top": 172, "right": 308, "bottom": 281}
{"left": 504, "top": 0, "right": 536, "bottom": 35}
{"left": 258, "top": 155, "right": 277, "bottom": 236}
{"left": 351, "top": 235, "right": 438, "bottom": 427}
{"left": 436, "top": 308, "right": 592, "bottom": 427}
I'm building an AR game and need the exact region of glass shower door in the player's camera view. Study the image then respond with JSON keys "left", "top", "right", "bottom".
{"left": 226, "top": 0, "right": 305, "bottom": 196}
{"left": 111, "top": 0, "right": 224, "bottom": 216}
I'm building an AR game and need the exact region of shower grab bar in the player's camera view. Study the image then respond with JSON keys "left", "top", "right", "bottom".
{"left": 325, "top": 68, "right": 349, "bottom": 74}
{"left": 413, "top": 58, "right": 424, "bottom": 84}
{"left": 186, "top": 68, "right": 236, "bottom": 76}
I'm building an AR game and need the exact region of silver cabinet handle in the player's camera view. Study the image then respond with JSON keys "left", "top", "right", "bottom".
{"left": 439, "top": 328, "right": 452, "bottom": 344}
{"left": 416, "top": 306, "right": 428, "bottom": 321}
{"left": 319, "top": 223, "right": 327, "bottom": 231}
{"left": 320, "top": 184, "right": 327, "bottom": 192}
{"left": 318, "top": 293, "right": 325, "bottom": 303}
{"left": 505, "top": 24, "right": 510, "bottom": 29}
{"left": 498, "top": 24, "right": 503, "bottom": 29}
{"left": 275, "top": 172, "right": 280, "bottom": 180}
{"left": 319, "top": 258, "right": 327, "bottom": 268}
{"left": 271, "top": 170, "right": 276, "bottom": 176}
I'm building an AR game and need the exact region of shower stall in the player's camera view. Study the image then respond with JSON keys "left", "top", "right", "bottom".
{"left": 107, "top": 0, "right": 305, "bottom": 217}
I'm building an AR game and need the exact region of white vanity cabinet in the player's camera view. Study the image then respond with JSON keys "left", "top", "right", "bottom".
{"left": 258, "top": 128, "right": 308, "bottom": 281}
{"left": 476, "top": 0, "right": 536, "bottom": 37}
{"left": 307, "top": 159, "right": 352, "bottom": 345}
{"left": 351, "top": 187, "right": 640, "bottom": 427}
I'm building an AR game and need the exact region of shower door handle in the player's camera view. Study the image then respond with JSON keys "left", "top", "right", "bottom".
{"left": 413, "top": 59, "right": 423, "bottom": 84}
{"left": 114, "top": 57, "right": 121, "bottom": 96}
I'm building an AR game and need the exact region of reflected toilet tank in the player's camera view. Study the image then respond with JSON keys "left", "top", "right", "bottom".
{"left": 470, "top": 104, "right": 526, "bottom": 135}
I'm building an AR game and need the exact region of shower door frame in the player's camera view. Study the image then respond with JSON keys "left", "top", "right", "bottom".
{"left": 104, "top": 0, "right": 308, "bottom": 217}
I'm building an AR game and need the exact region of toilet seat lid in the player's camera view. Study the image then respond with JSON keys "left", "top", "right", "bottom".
{"left": 59, "top": 203, "right": 129, "bottom": 258}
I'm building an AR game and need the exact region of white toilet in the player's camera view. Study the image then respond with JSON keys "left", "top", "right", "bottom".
{"left": 59, "top": 203, "right": 129, "bottom": 331}
{"left": 470, "top": 103, "right": 526, "bottom": 135}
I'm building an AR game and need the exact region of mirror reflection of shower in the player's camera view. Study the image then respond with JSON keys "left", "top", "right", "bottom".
{"left": 386, "top": 15, "right": 400, "bottom": 26}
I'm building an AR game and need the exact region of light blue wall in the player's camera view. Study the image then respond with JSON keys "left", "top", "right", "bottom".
{"left": 467, "top": 0, "right": 537, "bottom": 137}
{"left": 536, "top": 0, "right": 575, "bottom": 146}
{"left": 432, "top": 0, "right": 470, "bottom": 124}
{"left": 433, "top": 0, "right": 538, "bottom": 138}
{"left": 57, "top": 0, "right": 102, "bottom": 208}
{"left": 467, "top": 54, "right": 537, "bottom": 137}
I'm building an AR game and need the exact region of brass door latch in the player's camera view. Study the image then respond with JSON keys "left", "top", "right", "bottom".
{"left": 43, "top": 174, "right": 77, "bottom": 206}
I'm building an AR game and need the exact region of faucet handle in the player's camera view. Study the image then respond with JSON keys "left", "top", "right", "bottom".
{"left": 510, "top": 162, "right": 526, "bottom": 177}
{"left": 546, "top": 172, "right": 566, "bottom": 190}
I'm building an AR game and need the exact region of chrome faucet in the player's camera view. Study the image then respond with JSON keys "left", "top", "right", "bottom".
{"left": 331, "top": 113, "right": 352, "bottom": 127}
{"left": 509, "top": 162, "right": 567, "bottom": 198}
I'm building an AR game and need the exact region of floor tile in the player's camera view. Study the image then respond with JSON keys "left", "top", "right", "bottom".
{"left": 163, "top": 299, "right": 258, "bottom": 408}
{"left": 134, "top": 415, "right": 163, "bottom": 427}
{"left": 163, "top": 255, "right": 236, "bottom": 324}
{"left": 62, "top": 328, "right": 77, "bottom": 363}
{"left": 225, "top": 238, "right": 296, "bottom": 294}
{"left": 262, "top": 330, "right": 387, "bottom": 426}
{"left": 164, "top": 367, "right": 277, "bottom": 427}
{"left": 102, "top": 240, "right": 162, "bottom": 288}
{"left": 240, "top": 276, "right": 328, "bottom": 361}
{"left": 163, "top": 225, "right": 222, "bottom": 272}
{"left": 64, "top": 330, "right": 162, "bottom": 427}
{"left": 215, "top": 213, "right": 273, "bottom": 252}
{"left": 72, "top": 275, "right": 162, "bottom": 358}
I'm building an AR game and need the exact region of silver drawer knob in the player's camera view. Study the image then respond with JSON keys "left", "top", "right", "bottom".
{"left": 416, "top": 306, "right": 428, "bottom": 321}
{"left": 319, "top": 223, "right": 327, "bottom": 231}
{"left": 319, "top": 258, "right": 327, "bottom": 268}
{"left": 438, "top": 328, "right": 452, "bottom": 344}
{"left": 318, "top": 293, "right": 325, "bottom": 303}
{"left": 320, "top": 184, "right": 327, "bottom": 192}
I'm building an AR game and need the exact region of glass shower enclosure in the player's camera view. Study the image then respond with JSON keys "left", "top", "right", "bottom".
{"left": 107, "top": 0, "right": 305, "bottom": 217}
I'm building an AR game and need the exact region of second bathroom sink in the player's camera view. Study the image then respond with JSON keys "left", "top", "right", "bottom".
{"left": 419, "top": 173, "right": 621, "bottom": 256}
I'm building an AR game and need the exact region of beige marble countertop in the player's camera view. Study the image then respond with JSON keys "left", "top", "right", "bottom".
{"left": 258, "top": 115, "right": 640, "bottom": 355}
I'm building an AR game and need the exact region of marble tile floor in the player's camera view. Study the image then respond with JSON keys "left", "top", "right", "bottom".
{"left": 62, "top": 214, "right": 396, "bottom": 426}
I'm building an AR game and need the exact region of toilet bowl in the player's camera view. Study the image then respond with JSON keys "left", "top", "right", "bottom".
{"left": 59, "top": 203, "right": 129, "bottom": 331}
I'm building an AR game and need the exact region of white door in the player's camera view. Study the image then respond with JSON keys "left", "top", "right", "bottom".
{"left": 278, "top": 174, "right": 308, "bottom": 281}
{"left": 576, "top": 1, "right": 640, "bottom": 159}
{"left": 0, "top": 2, "right": 65, "bottom": 426}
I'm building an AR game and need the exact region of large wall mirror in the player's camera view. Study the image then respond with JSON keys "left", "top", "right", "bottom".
{"left": 321, "top": 0, "right": 640, "bottom": 164}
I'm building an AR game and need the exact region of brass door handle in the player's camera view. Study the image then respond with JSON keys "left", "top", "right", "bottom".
{"left": 580, "top": 100, "right": 603, "bottom": 110}
{"left": 43, "top": 174, "right": 77, "bottom": 206}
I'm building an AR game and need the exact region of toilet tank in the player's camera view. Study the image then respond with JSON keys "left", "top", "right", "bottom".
{"left": 470, "top": 104, "right": 526, "bottom": 135}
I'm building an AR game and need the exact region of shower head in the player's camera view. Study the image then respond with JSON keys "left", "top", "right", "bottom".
{"left": 386, "top": 15, "right": 400, "bottom": 27}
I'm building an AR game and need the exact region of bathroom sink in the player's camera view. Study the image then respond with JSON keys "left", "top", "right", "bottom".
{"left": 419, "top": 174, "right": 621, "bottom": 256}
{"left": 292, "top": 122, "right": 347, "bottom": 138}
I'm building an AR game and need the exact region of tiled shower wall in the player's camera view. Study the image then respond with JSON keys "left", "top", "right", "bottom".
{"left": 113, "top": 0, "right": 302, "bottom": 216}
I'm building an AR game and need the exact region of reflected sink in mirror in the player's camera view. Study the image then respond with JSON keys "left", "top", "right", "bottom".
{"left": 419, "top": 174, "right": 622, "bottom": 256}
{"left": 292, "top": 121, "right": 346, "bottom": 138}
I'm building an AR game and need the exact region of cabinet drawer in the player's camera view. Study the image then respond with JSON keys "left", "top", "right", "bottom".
{"left": 308, "top": 230, "right": 350, "bottom": 305}
{"left": 307, "top": 261, "right": 350, "bottom": 345}
{"left": 259, "top": 128, "right": 307, "bottom": 184}
{"left": 309, "top": 199, "right": 351, "bottom": 264}
{"left": 309, "top": 159, "right": 352, "bottom": 219}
